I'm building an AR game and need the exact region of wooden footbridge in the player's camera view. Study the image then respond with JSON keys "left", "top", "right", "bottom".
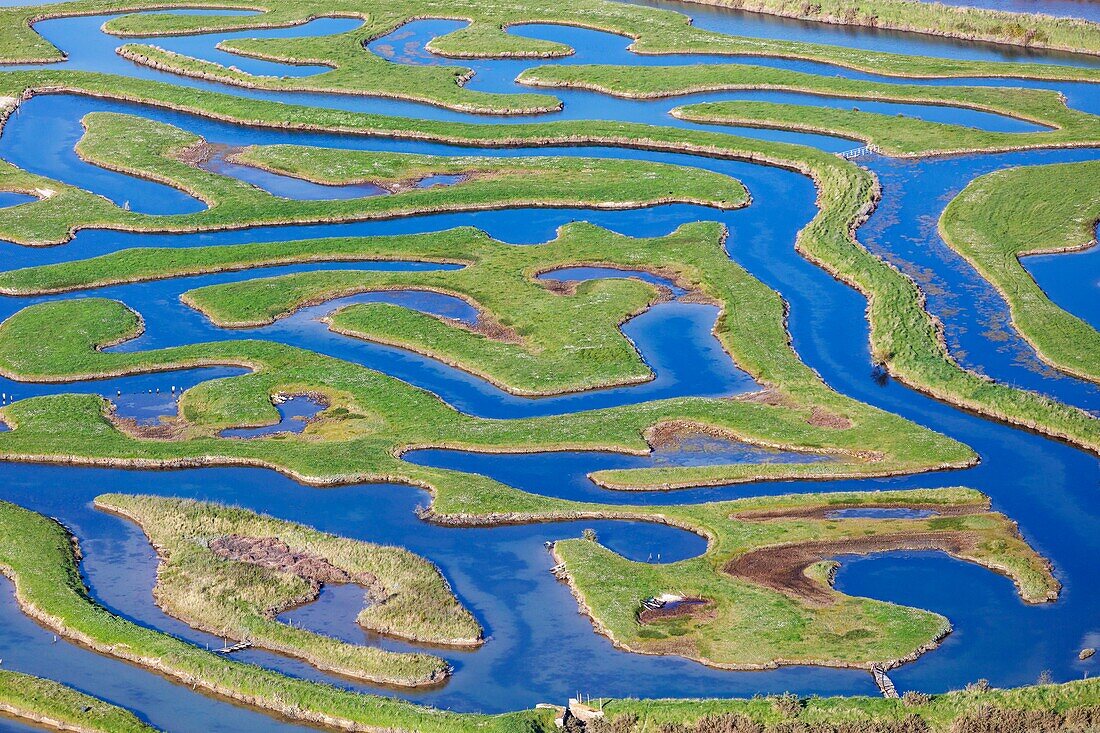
{"left": 871, "top": 663, "right": 900, "bottom": 698}
{"left": 213, "top": 640, "right": 252, "bottom": 654}
{"left": 837, "top": 145, "right": 877, "bottom": 159}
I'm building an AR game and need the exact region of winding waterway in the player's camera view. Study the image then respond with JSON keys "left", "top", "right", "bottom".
{"left": 0, "top": 2, "right": 1097, "bottom": 730}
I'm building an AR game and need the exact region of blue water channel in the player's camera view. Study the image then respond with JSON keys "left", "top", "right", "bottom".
{"left": 0, "top": 3, "right": 1096, "bottom": 731}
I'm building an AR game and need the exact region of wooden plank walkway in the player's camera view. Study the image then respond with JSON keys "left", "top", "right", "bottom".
{"left": 871, "top": 663, "right": 900, "bottom": 698}
{"left": 838, "top": 145, "right": 876, "bottom": 159}
{"left": 214, "top": 641, "right": 252, "bottom": 654}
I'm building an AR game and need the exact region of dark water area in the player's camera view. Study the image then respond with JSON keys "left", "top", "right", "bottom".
{"left": 0, "top": 191, "right": 33, "bottom": 208}
{"left": 0, "top": 1, "right": 1096, "bottom": 728}
{"left": 536, "top": 266, "right": 688, "bottom": 296}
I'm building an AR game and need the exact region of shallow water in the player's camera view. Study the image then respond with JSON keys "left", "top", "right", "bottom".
{"left": 0, "top": 0, "right": 1096, "bottom": 728}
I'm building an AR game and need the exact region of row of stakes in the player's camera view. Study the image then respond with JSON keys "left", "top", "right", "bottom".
{"left": 0, "top": 386, "right": 183, "bottom": 405}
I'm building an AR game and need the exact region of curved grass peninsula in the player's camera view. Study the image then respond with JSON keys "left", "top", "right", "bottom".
{"left": 0, "top": 499, "right": 551, "bottom": 733}
{"left": 518, "top": 63, "right": 1100, "bottom": 157}
{"left": 940, "top": 160, "right": 1100, "bottom": 385}
{"left": 0, "top": 669, "right": 159, "bottom": 733}
{"left": 548, "top": 487, "right": 1057, "bottom": 671}
{"left": 95, "top": 494, "right": 481, "bottom": 687}
{"left": 0, "top": 111, "right": 746, "bottom": 246}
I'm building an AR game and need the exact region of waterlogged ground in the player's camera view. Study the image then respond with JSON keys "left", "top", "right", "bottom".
{"left": 0, "top": 2, "right": 1097, "bottom": 730}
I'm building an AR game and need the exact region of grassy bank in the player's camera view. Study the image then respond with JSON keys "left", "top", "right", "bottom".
{"left": 0, "top": 669, "right": 158, "bottom": 732}
{"left": 681, "top": 0, "right": 1100, "bottom": 55}
{"left": 0, "top": 111, "right": 745, "bottom": 246}
{"left": 605, "top": 678, "right": 1100, "bottom": 732}
{"left": 939, "top": 160, "right": 1100, "bottom": 384}
{"left": 95, "top": 493, "right": 481, "bottom": 686}
{"left": 518, "top": 62, "right": 1100, "bottom": 157}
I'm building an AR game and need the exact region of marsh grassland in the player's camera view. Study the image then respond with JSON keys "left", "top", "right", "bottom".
{"left": 0, "top": 0, "right": 1095, "bottom": 729}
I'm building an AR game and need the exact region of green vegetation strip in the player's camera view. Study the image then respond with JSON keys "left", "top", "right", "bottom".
{"left": 0, "top": 499, "right": 551, "bottom": 733}
{"left": 96, "top": 494, "right": 481, "bottom": 687}
{"left": 0, "top": 111, "right": 744, "bottom": 246}
{"left": 0, "top": 669, "right": 157, "bottom": 733}
{"left": 519, "top": 62, "right": 1100, "bottom": 157}
{"left": 114, "top": 42, "right": 561, "bottom": 115}
{"left": 106, "top": 0, "right": 1100, "bottom": 113}
{"left": 2, "top": 0, "right": 1099, "bottom": 111}
{"left": 605, "top": 678, "right": 1099, "bottom": 732}
{"left": 940, "top": 160, "right": 1100, "bottom": 384}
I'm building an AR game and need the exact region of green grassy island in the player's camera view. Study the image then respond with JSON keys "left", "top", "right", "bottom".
{"left": 95, "top": 494, "right": 481, "bottom": 686}
{"left": 549, "top": 487, "right": 1057, "bottom": 670}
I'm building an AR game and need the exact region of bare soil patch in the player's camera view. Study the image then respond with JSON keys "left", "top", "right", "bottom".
{"left": 724, "top": 531, "right": 977, "bottom": 605}
{"left": 638, "top": 597, "right": 714, "bottom": 624}
{"left": 730, "top": 502, "right": 982, "bottom": 521}
{"left": 210, "top": 534, "right": 375, "bottom": 588}
{"left": 808, "top": 407, "right": 853, "bottom": 429}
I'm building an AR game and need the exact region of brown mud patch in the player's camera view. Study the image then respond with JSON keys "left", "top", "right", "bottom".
{"left": 109, "top": 410, "right": 189, "bottom": 440}
{"left": 462, "top": 312, "right": 522, "bottom": 344}
{"left": 174, "top": 140, "right": 223, "bottom": 167}
{"left": 736, "top": 387, "right": 795, "bottom": 408}
{"left": 210, "top": 534, "right": 376, "bottom": 589}
{"left": 808, "top": 407, "right": 852, "bottom": 429}
{"left": 638, "top": 597, "right": 714, "bottom": 624}
{"left": 730, "top": 501, "right": 983, "bottom": 521}
{"left": 644, "top": 419, "right": 746, "bottom": 450}
{"left": 725, "top": 531, "right": 977, "bottom": 605}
